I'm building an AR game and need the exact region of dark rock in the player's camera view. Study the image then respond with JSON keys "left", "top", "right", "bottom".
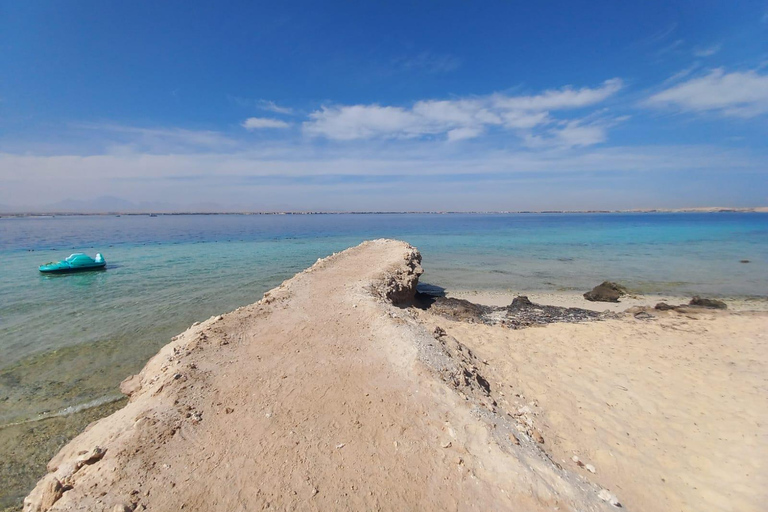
{"left": 740, "top": 260, "right": 750, "bottom": 263}
{"left": 583, "top": 282, "right": 627, "bottom": 303}
{"left": 418, "top": 296, "right": 491, "bottom": 323}
{"left": 509, "top": 296, "right": 534, "bottom": 308}
{"left": 654, "top": 302, "right": 677, "bottom": 311}
{"left": 417, "top": 293, "right": 607, "bottom": 329}
{"left": 689, "top": 296, "right": 727, "bottom": 309}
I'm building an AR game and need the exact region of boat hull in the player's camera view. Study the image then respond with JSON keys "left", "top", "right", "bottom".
{"left": 39, "top": 263, "right": 106, "bottom": 274}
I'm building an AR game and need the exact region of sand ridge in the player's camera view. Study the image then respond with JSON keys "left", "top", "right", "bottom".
{"left": 24, "top": 240, "right": 615, "bottom": 512}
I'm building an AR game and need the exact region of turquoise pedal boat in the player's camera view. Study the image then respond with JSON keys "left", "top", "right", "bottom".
{"left": 39, "top": 253, "right": 106, "bottom": 274}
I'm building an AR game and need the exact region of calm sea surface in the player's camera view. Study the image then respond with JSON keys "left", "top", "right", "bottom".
{"left": 0, "top": 212, "right": 766, "bottom": 506}
{"left": 1, "top": 212, "right": 767, "bottom": 426}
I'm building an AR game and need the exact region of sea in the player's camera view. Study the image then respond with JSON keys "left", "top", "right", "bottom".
{"left": 0, "top": 212, "right": 766, "bottom": 506}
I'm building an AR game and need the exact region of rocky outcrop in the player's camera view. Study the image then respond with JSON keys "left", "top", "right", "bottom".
{"left": 372, "top": 244, "right": 423, "bottom": 305}
{"left": 690, "top": 296, "right": 727, "bottom": 309}
{"left": 583, "top": 282, "right": 627, "bottom": 303}
{"left": 419, "top": 295, "right": 606, "bottom": 328}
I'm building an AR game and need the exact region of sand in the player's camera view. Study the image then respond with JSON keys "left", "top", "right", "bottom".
{"left": 23, "top": 240, "right": 768, "bottom": 511}
{"left": 418, "top": 299, "right": 768, "bottom": 511}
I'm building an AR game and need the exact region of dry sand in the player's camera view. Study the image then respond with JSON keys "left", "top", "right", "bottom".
{"left": 23, "top": 239, "right": 767, "bottom": 511}
{"left": 418, "top": 299, "right": 768, "bottom": 511}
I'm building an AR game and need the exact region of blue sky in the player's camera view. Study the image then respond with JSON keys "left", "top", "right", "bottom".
{"left": 1, "top": 1, "right": 767, "bottom": 211}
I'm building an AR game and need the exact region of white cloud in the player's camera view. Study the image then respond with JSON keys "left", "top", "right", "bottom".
{"left": 242, "top": 117, "right": 291, "bottom": 130}
{"left": 303, "top": 79, "right": 623, "bottom": 143}
{"left": 646, "top": 68, "right": 768, "bottom": 117}
{"left": 491, "top": 79, "right": 623, "bottom": 111}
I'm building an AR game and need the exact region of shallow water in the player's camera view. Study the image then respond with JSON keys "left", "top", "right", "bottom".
{"left": 0, "top": 212, "right": 766, "bottom": 507}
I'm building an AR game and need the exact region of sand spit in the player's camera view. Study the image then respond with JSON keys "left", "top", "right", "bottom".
{"left": 24, "top": 240, "right": 615, "bottom": 512}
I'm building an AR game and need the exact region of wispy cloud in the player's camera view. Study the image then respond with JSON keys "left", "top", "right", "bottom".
{"left": 73, "top": 123, "right": 237, "bottom": 152}
{"left": 257, "top": 100, "right": 294, "bottom": 115}
{"left": 662, "top": 64, "right": 701, "bottom": 85}
{"left": 634, "top": 23, "right": 678, "bottom": 47}
{"left": 228, "top": 96, "right": 294, "bottom": 115}
{"left": 693, "top": 44, "right": 722, "bottom": 57}
{"left": 645, "top": 68, "right": 768, "bottom": 117}
{"left": 242, "top": 117, "right": 291, "bottom": 130}
{"left": 1, "top": 144, "right": 761, "bottom": 209}
{"left": 391, "top": 51, "right": 462, "bottom": 74}
{"left": 303, "top": 79, "right": 623, "bottom": 145}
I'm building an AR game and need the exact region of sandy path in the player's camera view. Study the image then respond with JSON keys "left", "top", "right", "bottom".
{"left": 25, "top": 240, "right": 612, "bottom": 512}
{"left": 418, "top": 307, "right": 768, "bottom": 512}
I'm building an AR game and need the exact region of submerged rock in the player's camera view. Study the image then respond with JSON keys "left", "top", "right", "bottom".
{"left": 690, "top": 296, "right": 727, "bottom": 309}
{"left": 583, "top": 282, "right": 627, "bottom": 303}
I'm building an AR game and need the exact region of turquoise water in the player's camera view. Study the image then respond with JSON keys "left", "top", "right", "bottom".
{"left": 1, "top": 213, "right": 767, "bottom": 427}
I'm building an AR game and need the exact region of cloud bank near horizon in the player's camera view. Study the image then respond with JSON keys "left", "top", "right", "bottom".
{"left": 2, "top": 69, "right": 768, "bottom": 211}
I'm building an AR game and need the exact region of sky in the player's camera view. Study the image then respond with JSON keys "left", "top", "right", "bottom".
{"left": 1, "top": 1, "right": 767, "bottom": 212}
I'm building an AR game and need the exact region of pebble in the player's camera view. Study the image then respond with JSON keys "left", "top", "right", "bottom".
{"left": 597, "top": 489, "right": 621, "bottom": 507}
{"left": 441, "top": 441, "right": 452, "bottom": 448}
{"left": 585, "top": 464, "right": 596, "bottom": 474}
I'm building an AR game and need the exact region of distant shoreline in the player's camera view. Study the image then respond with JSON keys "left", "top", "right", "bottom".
{"left": 2, "top": 206, "right": 767, "bottom": 218}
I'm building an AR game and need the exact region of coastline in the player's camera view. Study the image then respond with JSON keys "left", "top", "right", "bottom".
{"left": 19, "top": 240, "right": 768, "bottom": 512}
{"left": 2, "top": 206, "right": 767, "bottom": 218}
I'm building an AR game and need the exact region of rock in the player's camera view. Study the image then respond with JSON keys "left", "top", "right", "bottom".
{"left": 23, "top": 474, "right": 63, "bottom": 512}
{"left": 423, "top": 297, "right": 490, "bottom": 323}
{"left": 509, "top": 433, "right": 520, "bottom": 445}
{"left": 689, "top": 296, "right": 727, "bottom": 309}
{"left": 597, "top": 489, "right": 621, "bottom": 507}
{"left": 441, "top": 441, "right": 452, "bottom": 448}
{"left": 740, "top": 259, "right": 750, "bottom": 263}
{"left": 532, "top": 429, "right": 545, "bottom": 444}
{"left": 76, "top": 446, "right": 106, "bottom": 467}
{"left": 510, "top": 296, "right": 534, "bottom": 308}
{"left": 654, "top": 302, "right": 677, "bottom": 311}
{"left": 585, "top": 463, "right": 596, "bottom": 473}
{"left": 111, "top": 504, "right": 134, "bottom": 512}
{"left": 433, "top": 326, "right": 446, "bottom": 338}
{"left": 583, "top": 282, "right": 627, "bottom": 303}
{"left": 119, "top": 374, "right": 142, "bottom": 397}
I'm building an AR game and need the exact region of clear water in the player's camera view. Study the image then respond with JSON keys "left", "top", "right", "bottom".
{"left": 1, "top": 212, "right": 766, "bottom": 427}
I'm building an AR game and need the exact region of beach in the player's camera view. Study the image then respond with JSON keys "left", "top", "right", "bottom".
{"left": 19, "top": 240, "right": 768, "bottom": 511}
